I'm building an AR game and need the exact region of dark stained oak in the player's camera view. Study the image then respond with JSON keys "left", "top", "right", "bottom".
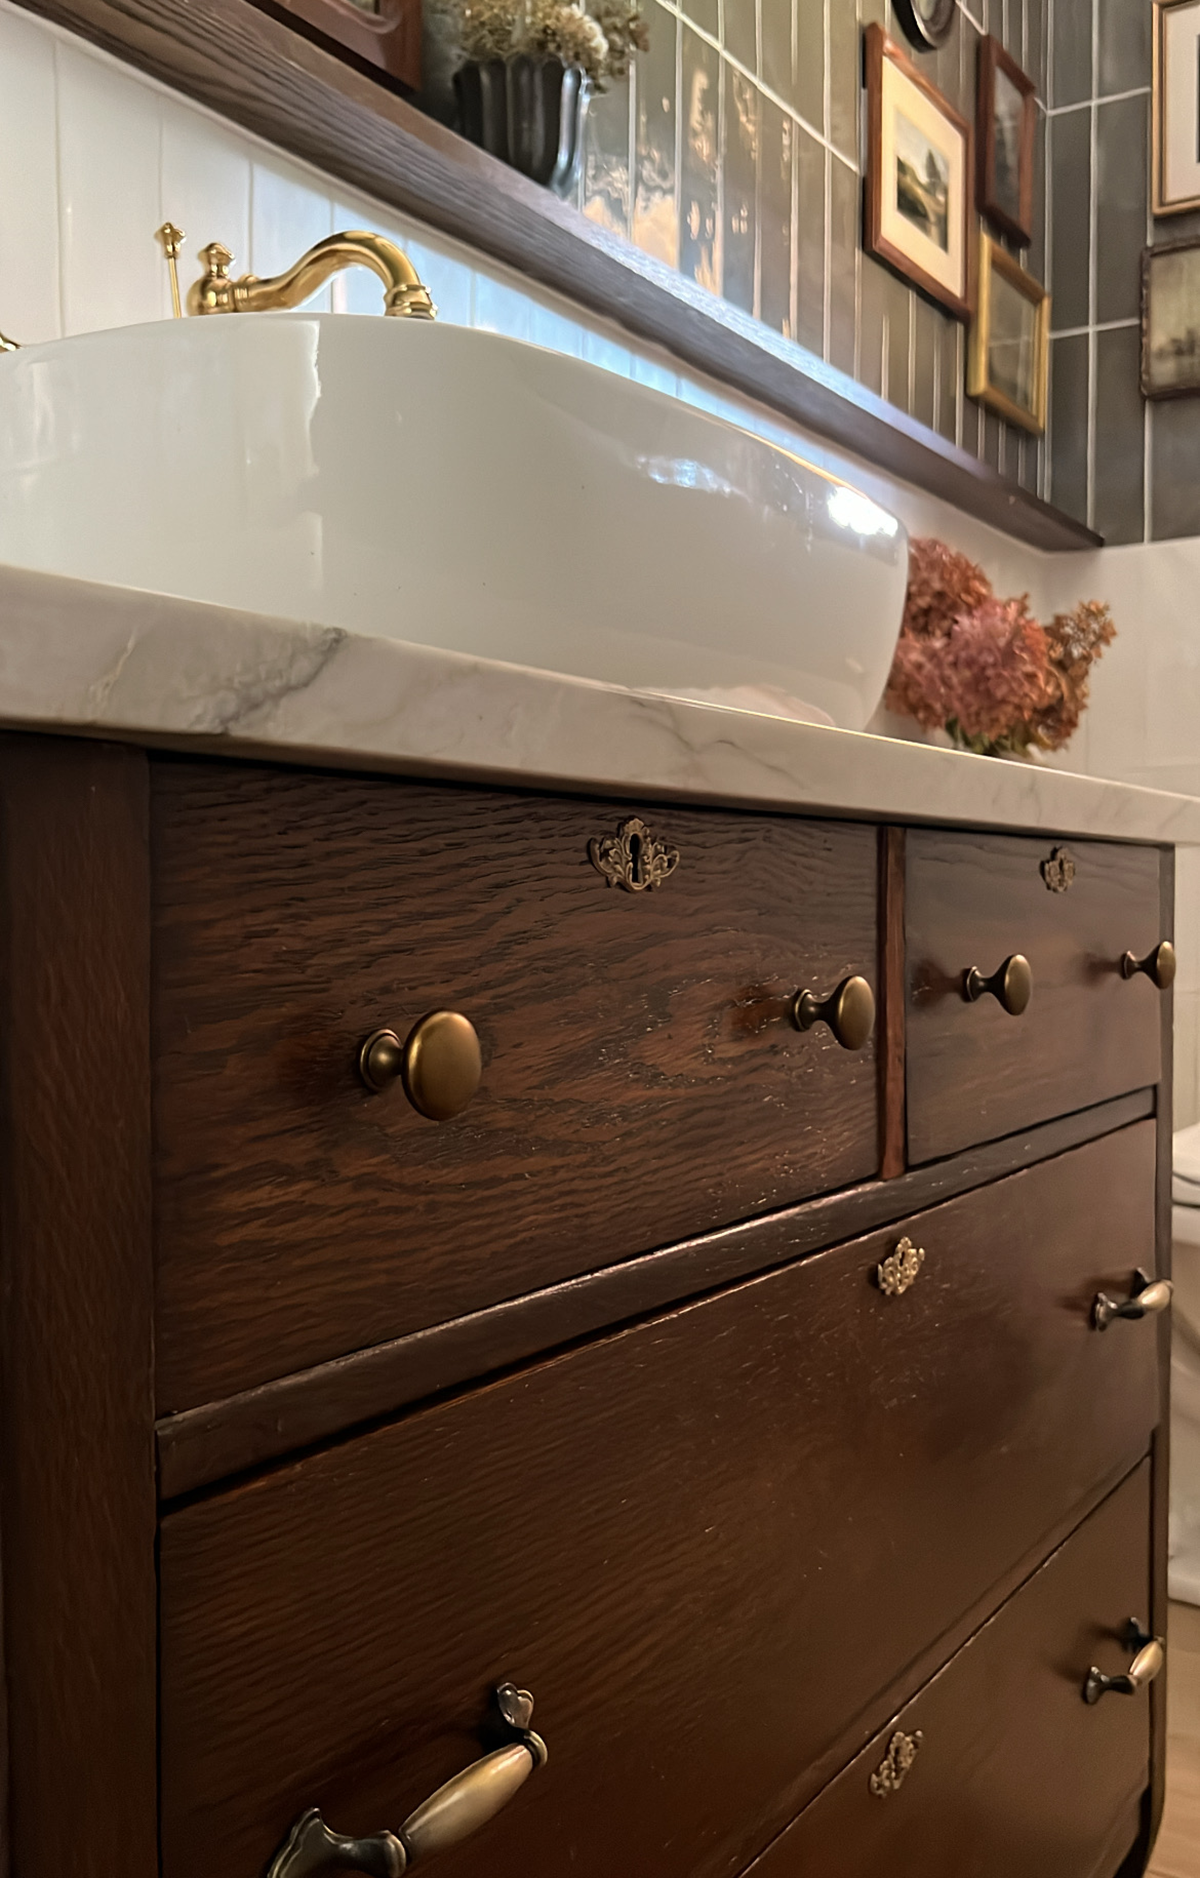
{"left": 0, "top": 737, "right": 157, "bottom": 1878}
{"left": 160, "top": 1125, "right": 1158, "bottom": 1878}
{"left": 880, "top": 825, "right": 907, "bottom": 1179}
{"left": 745, "top": 1463, "right": 1152, "bottom": 1878}
{"left": 906, "top": 830, "right": 1165, "bottom": 1163}
{"left": 151, "top": 761, "right": 880, "bottom": 1410}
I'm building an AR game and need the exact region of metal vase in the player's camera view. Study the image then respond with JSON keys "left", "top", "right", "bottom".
{"left": 455, "top": 56, "right": 591, "bottom": 196}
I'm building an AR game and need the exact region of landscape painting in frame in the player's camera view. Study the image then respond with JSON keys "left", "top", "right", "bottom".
{"left": 968, "top": 236, "right": 1049, "bottom": 433}
{"left": 865, "top": 24, "right": 972, "bottom": 320}
{"left": 978, "top": 34, "right": 1037, "bottom": 245}
{"left": 1155, "top": 0, "right": 1200, "bottom": 215}
{"left": 1142, "top": 238, "right": 1200, "bottom": 397}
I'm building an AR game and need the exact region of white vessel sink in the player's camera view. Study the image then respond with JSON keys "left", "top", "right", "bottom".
{"left": 0, "top": 315, "right": 907, "bottom": 729}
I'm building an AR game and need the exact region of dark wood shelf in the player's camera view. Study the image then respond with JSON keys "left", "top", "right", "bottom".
{"left": 18, "top": 0, "right": 1102, "bottom": 553}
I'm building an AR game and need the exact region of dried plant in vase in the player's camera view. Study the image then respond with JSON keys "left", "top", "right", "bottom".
{"left": 886, "top": 538, "right": 1115, "bottom": 758}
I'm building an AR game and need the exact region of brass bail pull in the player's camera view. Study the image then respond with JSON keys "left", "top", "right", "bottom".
{"left": 1084, "top": 1625, "right": 1164, "bottom": 1705}
{"left": 1120, "top": 940, "right": 1176, "bottom": 990}
{"left": 1092, "top": 1268, "right": 1173, "bottom": 1331}
{"left": 962, "top": 952, "right": 1032, "bottom": 1015}
{"left": 790, "top": 974, "right": 876, "bottom": 1051}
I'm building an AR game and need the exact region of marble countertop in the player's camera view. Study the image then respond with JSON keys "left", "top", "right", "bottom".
{"left": 2, "top": 561, "right": 1199, "bottom": 845}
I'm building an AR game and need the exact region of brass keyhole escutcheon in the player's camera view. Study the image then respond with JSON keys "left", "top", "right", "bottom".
{"left": 359, "top": 1011, "right": 482, "bottom": 1121}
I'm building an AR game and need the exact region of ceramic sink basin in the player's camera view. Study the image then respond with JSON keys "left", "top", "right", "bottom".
{"left": 0, "top": 314, "right": 908, "bottom": 728}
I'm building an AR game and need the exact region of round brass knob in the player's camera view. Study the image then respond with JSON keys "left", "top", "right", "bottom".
{"left": 1121, "top": 940, "right": 1176, "bottom": 990}
{"left": 358, "top": 1010, "right": 482, "bottom": 1121}
{"left": 791, "top": 974, "right": 876, "bottom": 1051}
{"left": 963, "top": 953, "right": 1032, "bottom": 1016}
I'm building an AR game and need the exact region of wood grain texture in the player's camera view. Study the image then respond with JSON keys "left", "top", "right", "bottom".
{"left": 906, "top": 831, "right": 1164, "bottom": 1163}
{"left": 10, "top": 0, "right": 1102, "bottom": 553}
{"left": 1147, "top": 845, "right": 1176, "bottom": 1866}
{"left": 0, "top": 737, "right": 157, "bottom": 1878}
{"left": 880, "top": 826, "right": 907, "bottom": 1180}
{"left": 746, "top": 1464, "right": 1152, "bottom": 1878}
{"left": 157, "top": 1087, "right": 1156, "bottom": 1498}
{"left": 160, "top": 1125, "right": 1158, "bottom": 1878}
{"left": 151, "top": 762, "right": 880, "bottom": 1410}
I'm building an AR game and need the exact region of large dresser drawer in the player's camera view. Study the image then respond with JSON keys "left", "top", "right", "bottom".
{"left": 159, "top": 1125, "right": 1159, "bottom": 1878}
{"left": 747, "top": 1461, "right": 1154, "bottom": 1878}
{"left": 906, "top": 830, "right": 1168, "bottom": 1163}
{"left": 151, "top": 763, "right": 880, "bottom": 1410}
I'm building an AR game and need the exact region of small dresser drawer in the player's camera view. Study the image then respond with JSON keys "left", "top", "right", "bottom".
{"left": 906, "top": 830, "right": 1168, "bottom": 1163}
{"left": 151, "top": 763, "right": 880, "bottom": 1410}
{"left": 160, "top": 1125, "right": 1158, "bottom": 1878}
{"left": 747, "top": 1461, "right": 1154, "bottom": 1878}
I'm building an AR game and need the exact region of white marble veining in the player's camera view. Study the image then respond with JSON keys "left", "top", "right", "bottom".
{"left": 2, "top": 562, "right": 1199, "bottom": 846}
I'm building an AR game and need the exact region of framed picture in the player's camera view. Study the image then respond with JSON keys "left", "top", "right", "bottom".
{"left": 977, "top": 35, "right": 1037, "bottom": 245}
{"left": 269, "top": 0, "right": 421, "bottom": 90}
{"left": 1141, "top": 238, "right": 1200, "bottom": 397}
{"left": 893, "top": 0, "right": 958, "bottom": 53}
{"left": 864, "top": 24, "right": 973, "bottom": 320}
{"left": 967, "top": 235, "right": 1049, "bottom": 433}
{"left": 1155, "top": 0, "right": 1200, "bottom": 214}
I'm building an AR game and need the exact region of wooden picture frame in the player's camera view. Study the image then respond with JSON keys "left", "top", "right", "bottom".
{"left": 977, "top": 34, "right": 1037, "bottom": 246}
{"left": 1154, "top": 0, "right": 1200, "bottom": 215}
{"left": 262, "top": 0, "right": 421, "bottom": 91}
{"left": 1141, "top": 237, "right": 1200, "bottom": 397}
{"left": 864, "top": 24, "right": 973, "bottom": 322}
{"left": 967, "top": 235, "right": 1049, "bottom": 433}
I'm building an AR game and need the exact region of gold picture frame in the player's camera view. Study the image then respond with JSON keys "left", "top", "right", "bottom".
{"left": 1154, "top": 0, "right": 1200, "bottom": 216}
{"left": 967, "top": 235, "right": 1049, "bottom": 433}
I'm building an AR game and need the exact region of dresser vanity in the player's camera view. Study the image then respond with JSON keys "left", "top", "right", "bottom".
{"left": 0, "top": 567, "right": 1194, "bottom": 1878}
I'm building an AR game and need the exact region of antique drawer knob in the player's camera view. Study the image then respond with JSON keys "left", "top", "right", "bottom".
{"left": 1092, "top": 1268, "right": 1173, "bottom": 1331}
{"left": 359, "top": 1011, "right": 482, "bottom": 1121}
{"left": 267, "top": 1683, "right": 547, "bottom": 1877}
{"left": 962, "top": 953, "right": 1032, "bottom": 1016}
{"left": 791, "top": 974, "right": 876, "bottom": 1051}
{"left": 1120, "top": 940, "right": 1176, "bottom": 990}
{"left": 1084, "top": 1624, "right": 1164, "bottom": 1705}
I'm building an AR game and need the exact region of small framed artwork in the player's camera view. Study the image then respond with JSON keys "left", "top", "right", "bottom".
{"left": 268, "top": 0, "right": 421, "bottom": 90}
{"left": 977, "top": 34, "right": 1037, "bottom": 245}
{"left": 1154, "top": 0, "right": 1200, "bottom": 214}
{"left": 1141, "top": 238, "right": 1200, "bottom": 397}
{"left": 864, "top": 24, "right": 973, "bottom": 320}
{"left": 967, "top": 235, "right": 1049, "bottom": 433}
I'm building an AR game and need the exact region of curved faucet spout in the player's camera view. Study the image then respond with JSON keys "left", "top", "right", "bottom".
{"left": 187, "top": 231, "right": 436, "bottom": 320}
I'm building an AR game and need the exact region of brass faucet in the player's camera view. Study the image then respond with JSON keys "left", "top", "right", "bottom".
{"left": 187, "top": 230, "right": 436, "bottom": 320}
{"left": 0, "top": 330, "right": 19, "bottom": 352}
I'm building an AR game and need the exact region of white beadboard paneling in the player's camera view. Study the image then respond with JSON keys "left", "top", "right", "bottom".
{"left": 161, "top": 103, "right": 251, "bottom": 307}
{"left": 56, "top": 40, "right": 164, "bottom": 331}
{"left": 0, "top": 5, "right": 61, "bottom": 342}
{"left": 251, "top": 159, "right": 333, "bottom": 310}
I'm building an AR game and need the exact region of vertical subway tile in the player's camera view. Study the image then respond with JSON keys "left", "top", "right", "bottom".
{"left": 400, "top": 229, "right": 474, "bottom": 325}
{"left": 828, "top": 0, "right": 860, "bottom": 163}
{"left": 0, "top": 6, "right": 61, "bottom": 342}
{"left": 1098, "top": 0, "right": 1151, "bottom": 97}
{"left": 795, "top": 0, "right": 824, "bottom": 130}
{"left": 1151, "top": 399, "right": 1200, "bottom": 541}
{"left": 794, "top": 125, "right": 825, "bottom": 353}
{"left": 829, "top": 154, "right": 857, "bottom": 373}
{"left": 983, "top": 409, "right": 1004, "bottom": 469}
{"left": 633, "top": 7, "right": 678, "bottom": 267}
{"left": 1027, "top": 106, "right": 1046, "bottom": 287}
{"left": 681, "top": 27, "right": 721, "bottom": 293}
{"left": 883, "top": 268, "right": 911, "bottom": 409}
{"left": 582, "top": 77, "right": 632, "bottom": 237}
{"left": 473, "top": 268, "right": 533, "bottom": 340}
{"left": 1025, "top": 0, "right": 1047, "bottom": 94}
{"left": 758, "top": 100, "right": 793, "bottom": 335}
{"left": 724, "top": 0, "right": 757, "bottom": 71}
{"left": 251, "top": 158, "right": 333, "bottom": 309}
{"left": 1051, "top": 0, "right": 1092, "bottom": 107}
{"left": 936, "top": 316, "right": 959, "bottom": 440}
{"left": 1092, "top": 324, "right": 1145, "bottom": 545}
{"left": 1049, "top": 330, "right": 1089, "bottom": 521}
{"left": 681, "top": 0, "right": 718, "bottom": 45}
{"left": 859, "top": 253, "right": 888, "bottom": 395}
{"left": 1095, "top": 92, "right": 1147, "bottom": 325}
{"left": 57, "top": 41, "right": 163, "bottom": 332}
{"left": 163, "top": 105, "right": 252, "bottom": 310}
{"left": 1050, "top": 105, "right": 1091, "bottom": 330}
{"left": 723, "top": 65, "right": 759, "bottom": 314}
{"left": 912, "top": 296, "right": 939, "bottom": 429}
{"left": 761, "top": 0, "right": 794, "bottom": 107}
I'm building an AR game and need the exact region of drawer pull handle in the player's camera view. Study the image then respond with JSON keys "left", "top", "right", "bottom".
{"left": 1084, "top": 1625, "right": 1164, "bottom": 1705}
{"left": 359, "top": 1011, "right": 482, "bottom": 1121}
{"left": 1120, "top": 940, "right": 1176, "bottom": 990}
{"left": 1093, "top": 1268, "right": 1173, "bottom": 1331}
{"left": 266, "top": 1683, "right": 547, "bottom": 1878}
{"left": 791, "top": 974, "right": 875, "bottom": 1051}
{"left": 962, "top": 953, "right": 1032, "bottom": 1016}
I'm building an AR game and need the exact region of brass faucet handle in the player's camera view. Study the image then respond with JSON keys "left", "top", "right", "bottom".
{"left": 0, "top": 330, "right": 18, "bottom": 353}
{"left": 188, "top": 241, "right": 239, "bottom": 316}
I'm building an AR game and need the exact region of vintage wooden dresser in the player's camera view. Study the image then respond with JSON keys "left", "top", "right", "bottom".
{"left": 0, "top": 731, "right": 1175, "bottom": 1878}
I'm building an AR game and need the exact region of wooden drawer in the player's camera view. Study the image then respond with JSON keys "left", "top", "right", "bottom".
{"left": 746, "top": 1461, "right": 1153, "bottom": 1878}
{"left": 906, "top": 831, "right": 1167, "bottom": 1163}
{"left": 159, "top": 1125, "right": 1158, "bottom": 1878}
{"left": 151, "top": 763, "right": 881, "bottom": 1411}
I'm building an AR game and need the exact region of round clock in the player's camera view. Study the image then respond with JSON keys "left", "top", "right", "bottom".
{"left": 893, "top": 0, "right": 957, "bottom": 52}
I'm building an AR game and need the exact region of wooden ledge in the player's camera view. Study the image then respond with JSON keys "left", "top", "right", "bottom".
{"left": 19, "top": 0, "right": 1100, "bottom": 554}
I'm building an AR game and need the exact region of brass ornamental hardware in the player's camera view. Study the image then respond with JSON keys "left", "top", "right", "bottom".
{"left": 155, "top": 222, "right": 186, "bottom": 318}
{"left": 869, "top": 1729, "right": 923, "bottom": 1798}
{"left": 359, "top": 1011, "right": 482, "bottom": 1121}
{"left": 791, "top": 974, "right": 876, "bottom": 1051}
{"left": 876, "top": 1237, "right": 926, "bottom": 1297}
{"left": 1092, "top": 1267, "right": 1174, "bottom": 1331}
{"left": 188, "top": 231, "right": 437, "bottom": 320}
{"left": 588, "top": 816, "right": 680, "bottom": 893}
{"left": 1084, "top": 1623, "right": 1164, "bottom": 1705}
{"left": 1041, "top": 846, "right": 1076, "bottom": 892}
{"left": 1121, "top": 939, "right": 1176, "bottom": 990}
{"left": 0, "top": 330, "right": 18, "bottom": 353}
{"left": 963, "top": 953, "right": 1033, "bottom": 1016}
{"left": 266, "top": 1683, "right": 547, "bottom": 1877}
